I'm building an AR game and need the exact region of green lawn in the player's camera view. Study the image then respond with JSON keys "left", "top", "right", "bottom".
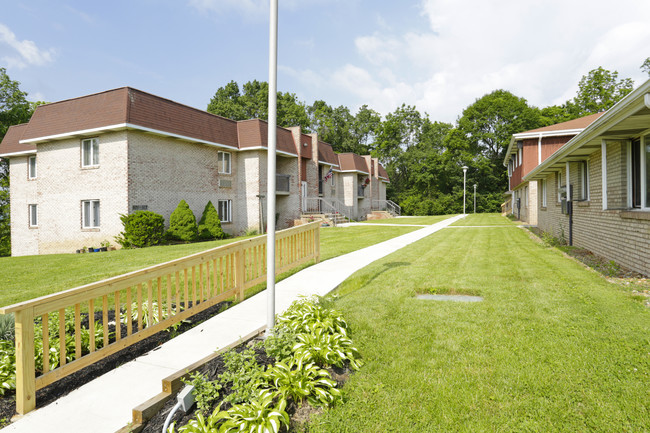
{"left": 451, "top": 212, "right": 515, "bottom": 226}
{"left": 0, "top": 224, "right": 421, "bottom": 307}
{"left": 311, "top": 214, "right": 650, "bottom": 432}
{"left": 361, "top": 215, "right": 455, "bottom": 225}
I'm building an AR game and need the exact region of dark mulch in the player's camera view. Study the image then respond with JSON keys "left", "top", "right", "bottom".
{"left": 141, "top": 340, "right": 351, "bottom": 433}
{"left": 0, "top": 300, "right": 231, "bottom": 428}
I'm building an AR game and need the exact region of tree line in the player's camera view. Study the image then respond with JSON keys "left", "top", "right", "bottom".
{"left": 1, "top": 60, "right": 648, "bottom": 255}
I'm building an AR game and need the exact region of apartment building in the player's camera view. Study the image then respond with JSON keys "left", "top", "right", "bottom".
{"left": 0, "top": 87, "right": 390, "bottom": 256}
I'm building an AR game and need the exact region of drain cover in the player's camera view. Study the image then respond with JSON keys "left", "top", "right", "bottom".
{"left": 416, "top": 294, "right": 483, "bottom": 302}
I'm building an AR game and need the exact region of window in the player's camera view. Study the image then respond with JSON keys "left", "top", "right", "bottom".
{"left": 82, "top": 200, "right": 100, "bottom": 228}
{"left": 331, "top": 171, "right": 335, "bottom": 186}
{"left": 28, "top": 204, "right": 38, "bottom": 227}
{"left": 645, "top": 135, "right": 650, "bottom": 207}
{"left": 556, "top": 171, "right": 564, "bottom": 202}
{"left": 524, "top": 186, "right": 528, "bottom": 207}
{"left": 217, "top": 199, "right": 232, "bottom": 223}
{"left": 28, "top": 156, "right": 37, "bottom": 179}
{"left": 579, "top": 161, "right": 589, "bottom": 201}
{"left": 518, "top": 148, "right": 522, "bottom": 166}
{"left": 541, "top": 179, "right": 547, "bottom": 208}
{"left": 218, "top": 151, "right": 231, "bottom": 174}
{"left": 81, "top": 138, "right": 99, "bottom": 167}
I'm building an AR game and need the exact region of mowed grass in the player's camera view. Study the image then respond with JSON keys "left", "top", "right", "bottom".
{"left": 0, "top": 224, "right": 420, "bottom": 307}
{"left": 311, "top": 214, "right": 650, "bottom": 432}
{"left": 451, "top": 212, "right": 516, "bottom": 226}
{"left": 361, "top": 215, "right": 455, "bottom": 225}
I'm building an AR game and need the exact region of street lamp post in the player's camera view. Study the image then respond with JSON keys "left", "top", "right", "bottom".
{"left": 473, "top": 184, "right": 477, "bottom": 213}
{"left": 462, "top": 166, "right": 468, "bottom": 215}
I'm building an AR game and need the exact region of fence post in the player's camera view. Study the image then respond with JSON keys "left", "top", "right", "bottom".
{"left": 235, "top": 246, "right": 246, "bottom": 301}
{"left": 14, "top": 308, "right": 36, "bottom": 415}
{"left": 314, "top": 224, "right": 320, "bottom": 264}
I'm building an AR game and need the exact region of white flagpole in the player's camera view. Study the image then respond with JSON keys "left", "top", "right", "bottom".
{"left": 266, "top": 0, "right": 278, "bottom": 333}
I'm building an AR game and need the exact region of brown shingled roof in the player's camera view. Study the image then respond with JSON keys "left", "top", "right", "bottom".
{"left": 520, "top": 112, "right": 604, "bottom": 134}
{"left": 338, "top": 153, "right": 369, "bottom": 174}
{"left": 237, "top": 120, "right": 298, "bottom": 156}
{"left": 378, "top": 163, "right": 389, "bottom": 181}
{"left": 317, "top": 141, "right": 339, "bottom": 167}
{"left": 0, "top": 123, "right": 33, "bottom": 156}
{"left": 20, "top": 87, "right": 239, "bottom": 148}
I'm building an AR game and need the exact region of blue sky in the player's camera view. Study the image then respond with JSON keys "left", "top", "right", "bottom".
{"left": 2, "top": 0, "right": 650, "bottom": 124}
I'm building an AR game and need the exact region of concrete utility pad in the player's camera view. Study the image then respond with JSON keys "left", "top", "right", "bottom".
{"left": 416, "top": 294, "right": 484, "bottom": 302}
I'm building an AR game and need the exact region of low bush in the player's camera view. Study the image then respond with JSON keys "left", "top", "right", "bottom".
{"left": 115, "top": 211, "right": 165, "bottom": 248}
{"left": 167, "top": 200, "right": 199, "bottom": 242}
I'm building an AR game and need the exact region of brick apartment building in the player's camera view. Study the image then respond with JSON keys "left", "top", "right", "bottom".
{"left": 0, "top": 87, "right": 390, "bottom": 256}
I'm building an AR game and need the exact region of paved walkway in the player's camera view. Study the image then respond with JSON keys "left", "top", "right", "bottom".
{"left": 5, "top": 214, "right": 465, "bottom": 433}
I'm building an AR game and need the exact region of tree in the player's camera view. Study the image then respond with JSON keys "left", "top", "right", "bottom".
{"left": 207, "top": 80, "right": 310, "bottom": 131}
{"left": 569, "top": 66, "right": 634, "bottom": 117}
{"left": 0, "top": 68, "right": 34, "bottom": 256}
{"left": 641, "top": 57, "right": 650, "bottom": 77}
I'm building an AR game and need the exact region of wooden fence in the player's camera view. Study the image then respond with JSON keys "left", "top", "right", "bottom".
{"left": 0, "top": 222, "right": 320, "bottom": 415}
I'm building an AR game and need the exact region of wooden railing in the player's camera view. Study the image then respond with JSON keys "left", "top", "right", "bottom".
{"left": 0, "top": 222, "right": 320, "bottom": 415}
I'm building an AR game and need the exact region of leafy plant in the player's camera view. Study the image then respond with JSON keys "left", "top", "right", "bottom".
{"left": 215, "top": 389, "right": 289, "bottom": 433}
{"left": 277, "top": 296, "right": 349, "bottom": 337}
{"left": 124, "top": 301, "right": 169, "bottom": 329}
{"left": 167, "top": 200, "right": 199, "bottom": 242}
{"left": 198, "top": 201, "right": 225, "bottom": 241}
{"left": 168, "top": 406, "right": 222, "bottom": 433}
{"left": 293, "top": 327, "right": 363, "bottom": 371}
{"left": 263, "top": 327, "right": 297, "bottom": 362}
{"left": 0, "top": 314, "right": 14, "bottom": 341}
{"left": 0, "top": 340, "right": 15, "bottom": 396}
{"left": 115, "top": 211, "right": 166, "bottom": 248}
{"left": 263, "top": 355, "right": 341, "bottom": 407}
{"left": 182, "top": 371, "right": 222, "bottom": 413}
{"left": 218, "top": 347, "right": 267, "bottom": 404}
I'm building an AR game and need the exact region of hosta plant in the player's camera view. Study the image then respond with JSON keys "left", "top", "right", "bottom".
{"left": 263, "top": 354, "right": 341, "bottom": 407}
{"left": 214, "top": 389, "right": 290, "bottom": 433}
{"left": 168, "top": 407, "right": 221, "bottom": 433}
{"left": 277, "top": 296, "right": 349, "bottom": 337}
{"left": 125, "top": 301, "right": 169, "bottom": 328}
{"left": 0, "top": 340, "right": 15, "bottom": 396}
{"left": 293, "top": 327, "right": 363, "bottom": 371}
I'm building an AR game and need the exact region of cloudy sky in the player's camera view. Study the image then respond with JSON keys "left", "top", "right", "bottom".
{"left": 2, "top": 0, "right": 650, "bottom": 124}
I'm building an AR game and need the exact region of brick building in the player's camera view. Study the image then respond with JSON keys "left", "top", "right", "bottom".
{"left": 517, "top": 79, "right": 650, "bottom": 276}
{"left": 0, "top": 87, "right": 390, "bottom": 256}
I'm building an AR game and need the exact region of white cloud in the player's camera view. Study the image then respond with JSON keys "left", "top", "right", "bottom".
{"left": 188, "top": 0, "right": 267, "bottom": 17}
{"left": 0, "top": 23, "right": 55, "bottom": 69}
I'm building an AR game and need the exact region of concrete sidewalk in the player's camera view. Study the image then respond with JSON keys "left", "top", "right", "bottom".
{"left": 5, "top": 214, "right": 465, "bottom": 433}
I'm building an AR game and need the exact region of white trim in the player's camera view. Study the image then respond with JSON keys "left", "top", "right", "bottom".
{"left": 601, "top": 140, "right": 608, "bottom": 210}
{"left": 512, "top": 129, "right": 585, "bottom": 140}
{"left": 0, "top": 150, "right": 37, "bottom": 157}
{"left": 239, "top": 146, "right": 297, "bottom": 157}
{"left": 217, "top": 150, "right": 231, "bottom": 174}
{"left": 537, "top": 135, "right": 542, "bottom": 165}
{"left": 566, "top": 162, "right": 571, "bottom": 201}
{"left": 340, "top": 169, "right": 370, "bottom": 175}
{"left": 19, "top": 122, "right": 240, "bottom": 151}
{"left": 28, "top": 204, "right": 38, "bottom": 228}
{"left": 643, "top": 135, "right": 649, "bottom": 210}
{"left": 627, "top": 140, "right": 633, "bottom": 208}
{"left": 28, "top": 155, "right": 37, "bottom": 179}
{"left": 541, "top": 179, "right": 547, "bottom": 208}
{"left": 318, "top": 160, "right": 339, "bottom": 168}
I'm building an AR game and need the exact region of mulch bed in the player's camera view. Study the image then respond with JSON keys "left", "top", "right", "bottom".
{"left": 140, "top": 339, "right": 350, "bottom": 433}
{"left": 0, "top": 300, "right": 231, "bottom": 428}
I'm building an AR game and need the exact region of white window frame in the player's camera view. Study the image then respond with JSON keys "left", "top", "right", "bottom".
{"left": 217, "top": 199, "right": 232, "bottom": 223}
{"left": 331, "top": 170, "right": 335, "bottom": 186}
{"left": 541, "top": 179, "right": 547, "bottom": 208}
{"left": 556, "top": 171, "right": 563, "bottom": 203}
{"left": 218, "top": 151, "right": 231, "bottom": 174}
{"left": 81, "top": 138, "right": 99, "bottom": 168}
{"left": 579, "top": 160, "right": 589, "bottom": 201}
{"left": 28, "top": 155, "right": 37, "bottom": 179}
{"left": 82, "top": 200, "right": 100, "bottom": 228}
{"left": 28, "top": 204, "right": 38, "bottom": 227}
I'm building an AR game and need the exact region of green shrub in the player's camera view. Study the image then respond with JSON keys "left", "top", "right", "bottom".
{"left": 197, "top": 201, "right": 225, "bottom": 241}
{"left": 115, "top": 211, "right": 165, "bottom": 248}
{"left": 167, "top": 200, "right": 198, "bottom": 242}
{"left": 219, "top": 347, "right": 266, "bottom": 404}
{"left": 182, "top": 371, "right": 222, "bottom": 414}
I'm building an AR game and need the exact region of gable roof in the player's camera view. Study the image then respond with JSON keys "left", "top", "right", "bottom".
{"left": 317, "top": 141, "right": 339, "bottom": 167}
{"left": 504, "top": 112, "right": 604, "bottom": 166}
{"left": 378, "top": 163, "right": 389, "bottom": 182}
{"left": 0, "top": 123, "right": 33, "bottom": 156}
{"left": 338, "top": 153, "right": 369, "bottom": 175}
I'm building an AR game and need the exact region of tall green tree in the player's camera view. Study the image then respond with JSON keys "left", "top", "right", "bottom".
{"left": 568, "top": 66, "right": 634, "bottom": 117}
{"left": 207, "top": 80, "right": 310, "bottom": 131}
{"left": 0, "top": 68, "right": 34, "bottom": 256}
{"left": 641, "top": 57, "right": 650, "bottom": 77}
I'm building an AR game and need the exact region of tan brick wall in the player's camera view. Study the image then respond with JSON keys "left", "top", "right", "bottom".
{"left": 127, "top": 131, "right": 241, "bottom": 235}
{"left": 538, "top": 146, "right": 650, "bottom": 276}
{"left": 36, "top": 132, "right": 129, "bottom": 255}
{"left": 10, "top": 156, "right": 39, "bottom": 256}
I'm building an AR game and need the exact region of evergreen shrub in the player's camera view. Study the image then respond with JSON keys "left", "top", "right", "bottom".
{"left": 115, "top": 211, "right": 165, "bottom": 248}
{"left": 167, "top": 200, "right": 198, "bottom": 242}
{"left": 198, "top": 201, "right": 226, "bottom": 240}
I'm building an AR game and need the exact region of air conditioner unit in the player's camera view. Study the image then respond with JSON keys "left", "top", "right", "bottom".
{"left": 219, "top": 179, "right": 232, "bottom": 188}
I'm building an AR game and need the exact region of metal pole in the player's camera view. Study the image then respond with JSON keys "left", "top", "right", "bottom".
{"left": 266, "top": 0, "right": 278, "bottom": 333}
{"left": 462, "top": 166, "right": 468, "bottom": 215}
{"left": 473, "top": 184, "right": 477, "bottom": 213}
